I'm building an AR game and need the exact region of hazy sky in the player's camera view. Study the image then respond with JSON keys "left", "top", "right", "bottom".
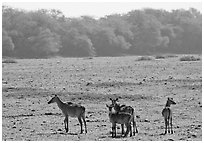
{"left": 3, "top": 1, "right": 202, "bottom": 18}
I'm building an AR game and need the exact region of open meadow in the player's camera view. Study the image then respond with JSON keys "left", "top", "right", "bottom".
{"left": 2, "top": 55, "right": 202, "bottom": 141}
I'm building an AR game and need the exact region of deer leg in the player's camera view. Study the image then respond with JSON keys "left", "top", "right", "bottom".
{"left": 124, "top": 123, "right": 130, "bottom": 137}
{"left": 64, "top": 118, "right": 67, "bottom": 132}
{"left": 130, "top": 116, "right": 133, "bottom": 137}
{"left": 133, "top": 117, "right": 138, "bottom": 135}
{"left": 67, "top": 116, "right": 69, "bottom": 132}
{"left": 132, "top": 114, "right": 138, "bottom": 134}
{"left": 64, "top": 116, "right": 68, "bottom": 132}
{"left": 164, "top": 118, "right": 167, "bottom": 134}
{"left": 129, "top": 123, "right": 132, "bottom": 137}
{"left": 167, "top": 118, "right": 170, "bottom": 133}
{"left": 82, "top": 114, "right": 87, "bottom": 133}
{"left": 170, "top": 117, "right": 173, "bottom": 134}
{"left": 132, "top": 121, "right": 135, "bottom": 136}
{"left": 121, "top": 124, "right": 124, "bottom": 135}
{"left": 78, "top": 117, "right": 83, "bottom": 134}
{"left": 112, "top": 123, "right": 116, "bottom": 137}
{"left": 112, "top": 125, "right": 114, "bottom": 137}
{"left": 114, "top": 123, "right": 116, "bottom": 137}
{"left": 135, "top": 120, "right": 138, "bottom": 134}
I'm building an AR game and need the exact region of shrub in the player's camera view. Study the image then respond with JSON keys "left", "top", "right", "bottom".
{"left": 137, "top": 56, "right": 154, "bottom": 61}
{"left": 180, "top": 55, "right": 201, "bottom": 61}
{"left": 155, "top": 55, "right": 166, "bottom": 59}
{"left": 2, "top": 58, "right": 17, "bottom": 63}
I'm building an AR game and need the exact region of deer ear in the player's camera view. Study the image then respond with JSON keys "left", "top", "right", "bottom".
{"left": 167, "top": 97, "right": 170, "bottom": 100}
{"left": 110, "top": 98, "right": 112, "bottom": 101}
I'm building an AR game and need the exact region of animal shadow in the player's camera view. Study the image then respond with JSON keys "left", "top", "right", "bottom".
{"left": 58, "top": 132, "right": 78, "bottom": 135}
{"left": 159, "top": 133, "right": 166, "bottom": 136}
{"left": 68, "top": 132, "right": 78, "bottom": 135}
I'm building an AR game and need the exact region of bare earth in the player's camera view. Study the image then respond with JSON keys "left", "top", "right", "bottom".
{"left": 2, "top": 55, "right": 202, "bottom": 141}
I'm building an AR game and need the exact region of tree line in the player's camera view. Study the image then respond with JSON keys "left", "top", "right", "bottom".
{"left": 2, "top": 5, "right": 202, "bottom": 58}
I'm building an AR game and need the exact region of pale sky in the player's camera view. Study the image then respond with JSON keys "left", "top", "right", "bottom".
{"left": 3, "top": 1, "right": 202, "bottom": 18}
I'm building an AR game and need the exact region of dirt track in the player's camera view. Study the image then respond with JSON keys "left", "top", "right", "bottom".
{"left": 2, "top": 55, "right": 202, "bottom": 141}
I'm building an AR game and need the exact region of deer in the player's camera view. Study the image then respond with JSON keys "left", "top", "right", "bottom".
{"left": 110, "top": 98, "right": 138, "bottom": 136}
{"left": 106, "top": 104, "right": 132, "bottom": 138}
{"left": 48, "top": 94, "right": 87, "bottom": 134}
{"left": 162, "top": 97, "right": 176, "bottom": 134}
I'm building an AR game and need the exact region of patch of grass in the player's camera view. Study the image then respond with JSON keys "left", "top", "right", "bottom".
{"left": 64, "top": 92, "right": 155, "bottom": 102}
{"left": 137, "top": 56, "right": 154, "bottom": 61}
{"left": 2, "top": 58, "right": 17, "bottom": 64}
{"left": 180, "top": 56, "right": 201, "bottom": 61}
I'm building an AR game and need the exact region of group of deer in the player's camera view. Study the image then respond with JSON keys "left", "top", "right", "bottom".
{"left": 48, "top": 95, "right": 176, "bottom": 137}
{"left": 106, "top": 98, "right": 138, "bottom": 137}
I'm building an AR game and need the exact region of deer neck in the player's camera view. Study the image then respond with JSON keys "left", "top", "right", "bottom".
{"left": 165, "top": 101, "right": 171, "bottom": 108}
{"left": 56, "top": 98, "right": 65, "bottom": 110}
{"left": 114, "top": 104, "right": 121, "bottom": 112}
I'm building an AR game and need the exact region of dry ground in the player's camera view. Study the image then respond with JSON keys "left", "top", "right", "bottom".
{"left": 2, "top": 55, "right": 202, "bottom": 141}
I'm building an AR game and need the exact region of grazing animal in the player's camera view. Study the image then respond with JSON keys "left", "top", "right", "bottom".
{"left": 48, "top": 94, "right": 87, "bottom": 134}
{"left": 106, "top": 104, "right": 132, "bottom": 137}
{"left": 162, "top": 97, "right": 176, "bottom": 134}
{"left": 110, "top": 98, "right": 138, "bottom": 135}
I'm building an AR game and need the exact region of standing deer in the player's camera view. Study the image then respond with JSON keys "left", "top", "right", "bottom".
{"left": 162, "top": 97, "right": 176, "bottom": 134}
{"left": 48, "top": 94, "right": 87, "bottom": 134}
{"left": 110, "top": 98, "right": 138, "bottom": 135}
{"left": 106, "top": 104, "right": 132, "bottom": 137}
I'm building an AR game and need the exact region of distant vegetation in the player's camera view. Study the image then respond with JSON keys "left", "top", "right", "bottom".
{"left": 137, "top": 56, "right": 154, "bottom": 61}
{"left": 180, "top": 55, "right": 201, "bottom": 61}
{"left": 2, "top": 58, "right": 17, "bottom": 63}
{"left": 155, "top": 55, "right": 166, "bottom": 59}
{"left": 2, "top": 5, "right": 202, "bottom": 58}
